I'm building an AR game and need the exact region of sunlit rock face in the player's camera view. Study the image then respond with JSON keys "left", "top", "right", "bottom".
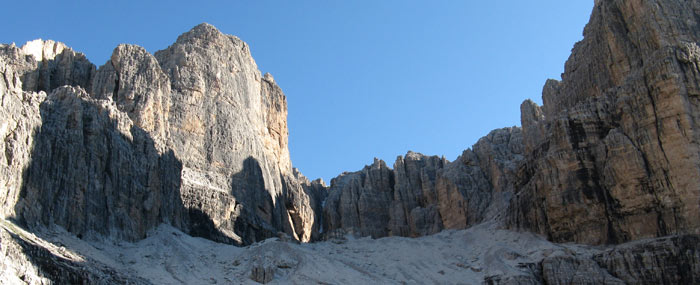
{"left": 508, "top": 0, "right": 700, "bottom": 245}
{"left": 322, "top": 0, "right": 700, "bottom": 246}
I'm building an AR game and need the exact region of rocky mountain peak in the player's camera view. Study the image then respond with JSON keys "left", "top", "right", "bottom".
{"left": 20, "top": 39, "right": 67, "bottom": 62}
{"left": 171, "top": 22, "right": 250, "bottom": 57}
{"left": 177, "top": 23, "right": 226, "bottom": 42}
{"left": 0, "top": 39, "right": 95, "bottom": 93}
{"left": 0, "top": 23, "right": 320, "bottom": 246}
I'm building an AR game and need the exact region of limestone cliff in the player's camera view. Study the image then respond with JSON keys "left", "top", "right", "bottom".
{"left": 323, "top": 0, "right": 700, "bottom": 246}
{"left": 0, "top": 24, "right": 320, "bottom": 246}
{"left": 322, "top": 127, "right": 523, "bottom": 239}
{"left": 508, "top": 0, "right": 700, "bottom": 245}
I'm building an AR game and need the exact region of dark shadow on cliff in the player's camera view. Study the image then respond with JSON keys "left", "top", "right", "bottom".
{"left": 228, "top": 156, "right": 280, "bottom": 244}
{"left": 183, "top": 156, "right": 316, "bottom": 245}
{"left": 17, "top": 48, "right": 96, "bottom": 96}
{"left": 171, "top": 156, "right": 296, "bottom": 246}
{"left": 11, "top": 87, "right": 230, "bottom": 248}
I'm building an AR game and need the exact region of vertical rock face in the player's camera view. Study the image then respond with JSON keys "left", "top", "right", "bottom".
{"left": 322, "top": 127, "right": 523, "bottom": 239}
{"left": 0, "top": 42, "right": 96, "bottom": 221}
{"left": 92, "top": 44, "right": 172, "bottom": 145}
{"left": 320, "top": 0, "right": 700, "bottom": 246}
{"left": 0, "top": 24, "right": 319, "bottom": 245}
{"left": 1, "top": 1, "right": 700, "bottom": 282}
{"left": 15, "top": 39, "right": 95, "bottom": 93}
{"left": 0, "top": 48, "right": 44, "bottom": 220}
{"left": 508, "top": 0, "right": 700, "bottom": 245}
{"left": 392, "top": 152, "right": 450, "bottom": 237}
{"left": 289, "top": 168, "right": 328, "bottom": 241}
{"left": 151, "top": 23, "right": 314, "bottom": 243}
{"left": 538, "top": 234, "right": 700, "bottom": 284}
{"left": 323, "top": 159, "right": 395, "bottom": 238}
{"left": 15, "top": 85, "right": 185, "bottom": 241}
{"left": 594, "top": 235, "right": 700, "bottom": 284}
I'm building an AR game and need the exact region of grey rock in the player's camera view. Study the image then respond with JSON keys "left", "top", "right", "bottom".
{"left": 1, "top": 23, "right": 319, "bottom": 246}
{"left": 10, "top": 39, "right": 95, "bottom": 93}
{"left": 322, "top": 128, "right": 523, "bottom": 239}
{"left": 289, "top": 168, "right": 328, "bottom": 241}
{"left": 248, "top": 241, "right": 300, "bottom": 283}
{"left": 536, "top": 235, "right": 700, "bottom": 285}
{"left": 541, "top": 255, "right": 624, "bottom": 285}
{"left": 250, "top": 264, "right": 275, "bottom": 284}
{"left": 391, "top": 152, "right": 447, "bottom": 236}
{"left": 0, "top": 43, "right": 39, "bottom": 91}
{"left": 0, "top": 222, "right": 151, "bottom": 284}
{"left": 14, "top": 86, "right": 184, "bottom": 241}
{"left": 92, "top": 44, "right": 171, "bottom": 145}
{"left": 594, "top": 235, "right": 700, "bottom": 284}
{"left": 153, "top": 23, "right": 314, "bottom": 244}
{"left": 0, "top": 55, "right": 44, "bottom": 220}
{"left": 323, "top": 158, "right": 394, "bottom": 238}
{"left": 519, "top": 99, "right": 545, "bottom": 155}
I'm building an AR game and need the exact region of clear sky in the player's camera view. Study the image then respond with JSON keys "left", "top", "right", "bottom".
{"left": 3, "top": 1, "right": 594, "bottom": 182}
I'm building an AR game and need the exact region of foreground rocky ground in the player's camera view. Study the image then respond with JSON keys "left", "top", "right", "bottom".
{"left": 3, "top": 218, "right": 698, "bottom": 284}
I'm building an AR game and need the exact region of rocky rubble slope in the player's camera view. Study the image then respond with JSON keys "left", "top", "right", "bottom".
{"left": 2, "top": 218, "right": 698, "bottom": 284}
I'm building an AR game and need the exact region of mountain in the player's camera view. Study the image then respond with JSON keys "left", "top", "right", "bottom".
{"left": 1, "top": 0, "right": 699, "bottom": 283}
{"left": 322, "top": 0, "right": 700, "bottom": 246}
{"left": 0, "top": 24, "right": 327, "bottom": 247}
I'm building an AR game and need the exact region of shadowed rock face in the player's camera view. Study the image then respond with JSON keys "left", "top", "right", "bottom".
{"left": 322, "top": 127, "right": 523, "bottom": 239}
{"left": 537, "top": 234, "right": 700, "bottom": 284}
{"left": 0, "top": 39, "right": 95, "bottom": 94}
{"left": 16, "top": 86, "right": 185, "bottom": 242}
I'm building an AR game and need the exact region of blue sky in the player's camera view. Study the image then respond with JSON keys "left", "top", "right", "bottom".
{"left": 3, "top": 1, "right": 593, "bottom": 182}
